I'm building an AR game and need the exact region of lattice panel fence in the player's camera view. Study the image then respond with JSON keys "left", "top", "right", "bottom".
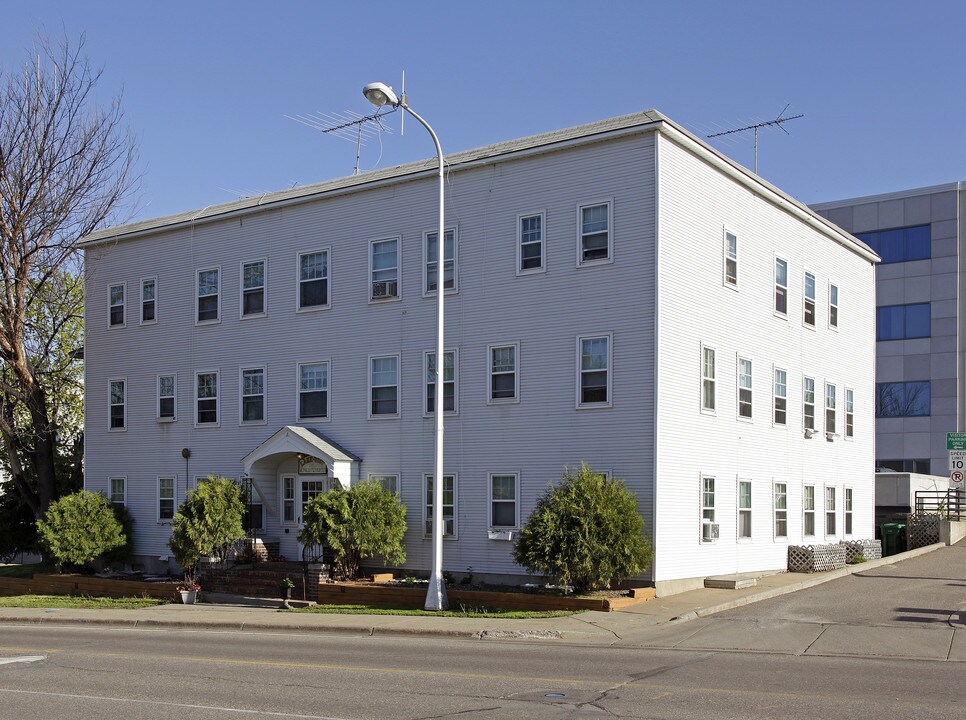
{"left": 840, "top": 539, "right": 882, "bottom": 562}
{"left": 907, "top": 513, "right": 940, "bottom": 549}
{"left": 788, "top": 544, "right": 847, "bottom": 573}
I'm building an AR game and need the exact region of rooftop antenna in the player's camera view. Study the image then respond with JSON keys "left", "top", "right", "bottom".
{"left": 707, "top": 104, "right": 804, "bottom": 174}
{"left": 286, "top": 107, "right": 396, "bottom": 175}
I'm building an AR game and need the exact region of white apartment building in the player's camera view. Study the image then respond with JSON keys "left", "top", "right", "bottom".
{"left": 82, "top": 110, "right": 878, "bottom": 595}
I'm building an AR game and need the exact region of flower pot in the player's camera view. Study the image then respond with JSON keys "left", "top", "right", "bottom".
{"left": 179, "top": 589, "right": 197, "bottom": 605}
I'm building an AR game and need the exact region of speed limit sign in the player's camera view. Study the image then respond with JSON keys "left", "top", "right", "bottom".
{"left": 950, "top": 450, "right": 966, "bottom": 473}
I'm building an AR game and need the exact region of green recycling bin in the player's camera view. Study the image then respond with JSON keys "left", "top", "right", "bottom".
{"left": 880, "top": 523, "right": 906, "bottom": 557}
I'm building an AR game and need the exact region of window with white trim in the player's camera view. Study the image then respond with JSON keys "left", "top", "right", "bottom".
{"left": 489, "top": 344, "right": 518, "bottom": 402}
{"left": 773, "top": 368, "right": 787, "bottom": 425}
{"left": 196, "top": 268, "right": 220, "bottom": 323}
{"left": 774, "top": 482, "right": 787, "bottom": 539}
{"left": 701, "top": 345, "right": 715, "bottom": 413}
{"left": 158, "top": 374, "right": 176, "bottom": 420}
{"left": 578, "top": 201, "right": 612, "bottom": 264}
{"left": 241, "top": 259, "right": 266, "bottom": 317}
{"left": 298, "top": 250, "right": 329, "bottom": 310}
{"left": 701, "top": 475, "right": 715, "bottom": 524}
{"left": 141, "top": 277, "right": 156, "bottom": 324}
{"left": 195, "top": 371, "right": 219, "bottom": 425}
{"left": 425, "top": 229, "right": 456, "bottom": 293}
{"left": 844, "top": 488, "right": 853, "bottom": 535}
{"left": 724, "top": 230, "right": 738, "bottom": 287}
{"left": 281, "top": 476, "right": 296, "bottom": 524}
{"left": 109, "top": 477, "right": 126, "bottom": 509}
{"left": 425, "top": 474, "right": 455, "bottom": 536}
{"left": 803, "top": 376, "right": 816, "bottom": 431}
{"left": 826, "top": 486, "right": 837, "bottom": 535}
{"left": 518, "top": 213, "right": 544, "bottom": 272}
{"left": 370, "top": 237, "right": 399, "bottom": 300}
{"left": 804, "top": 272, "right": 816, "bottom": 327}
{"left": 298, "top": 361, "right": 329, "bottom": 420}
{"left": 240, "top": 367, "right": 265, "bottom": 423}
{"left": 738, "top": 480, "right": 752, "bottom": 539}
{"left": 825, "top": 383, "right": 836, "bottom": 435}
{"left": 370, "top": 355, "right": 399, "bottom": 417}
{"left": 158, "top": 477, "right": 175, "bottom": 521}
{"left": 775, "top": 257, "right": 788, "bottom": 315}
{"left": 109, "top": 283, "right": 125, "bottom": 327}
{"left": 737, "top": 357, "right": 753, "bottom": 419}
{"left": 845, "top": 388, "right": 854, "bottom": 439}
{"left": 489, "top": 473, "right": 518, "bottom": 529}
{"left": 369, "top": 474, "right": 399, "bottom": 494}
{"left": 829, "top": 283, "right": 839, "bottom": 329}
{"left": 109, "top": 379, "right": 126, "bottom": 430}
{"left": 425, "top": 350, "right": 457, "bottom": 415}
{"left": 804, "top": 485, "right": 816, "bottom": 536}
{"left": 578, "top": 335, "right": 611, "bottom": 407}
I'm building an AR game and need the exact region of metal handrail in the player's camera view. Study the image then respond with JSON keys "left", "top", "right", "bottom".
{"left": 914, "top": 489, "right": 965, "bottom": 521}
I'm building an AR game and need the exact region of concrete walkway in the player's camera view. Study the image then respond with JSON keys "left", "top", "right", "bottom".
{"left": 1, "top": 543, "right": 963, "bottom": 657}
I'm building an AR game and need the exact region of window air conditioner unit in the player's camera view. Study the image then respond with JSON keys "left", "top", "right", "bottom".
{"left": 702, "top": 522, "right": 720, "bottom": 541}
{"left": 372, "top": 280, "right": 397, "bottom": 299}
{"left": 487, "top": 529, "right": 514, "bottom": 541}
{"left": 826, "top": 432, "right": 836, "bottom": 442}
{"left": 804, "top": 428, "right": 815, "bottom": 439}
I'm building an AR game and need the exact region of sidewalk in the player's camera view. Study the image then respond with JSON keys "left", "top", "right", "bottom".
{"left": 0, "top": 543, "right": 949, "bottom": 646}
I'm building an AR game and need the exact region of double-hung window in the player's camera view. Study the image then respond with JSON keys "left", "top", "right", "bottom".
{"left": 844, "top": 488, "right": 853, "bottom": 535}
{"left": 109, "top": 379, "right": 126, "bottom": 430}
{"left": 701, "top": 346, "right": 716, "bottom": 412}
{"left": 370, "top": 238, "right": 399, "bottom": 300}
{"left": 738, "top": 480, "right": 752, "bottom": 539}
{"left": 141, "top": 278, "right": 156, "bottom": 324}
{"left": 195, "top": 371, "right": 219, "bottom": 425}
{"left": 774, "top": 258, "right": 788, "bottom": 315}
{"left": 425, "top": 474, "right": 456, "bottom": 536}
{"left": 518, "top": 213, "right": 544, "bottom": 272}
{"left": 196, "top": 268, "right": 220, "bottom": 323}
{"left": 804, "top": 272, "right": 816, "bottom": 327}
{"left": 804, "top": 485, "right": 816, "bottom": 536}
{"left": 578, "top": 335, "right": 611, "bottom": 407}
{"left": 803, "top": 376, "right": 816, "bottom": 431}
{"left": 298, "top": 250, "right": 329, "bottom": 310}
{"left": 109, "top": 283, "right": 125, "bottom": 327}
{"left": 370, "top": 355, "right": 399, "bottom": 417}
{"left": 298, "top": 362, "right": 329, "bottom": 420}
{"left": 109, "top": 477, "right": 126, "bottom": 509}
{"left": 489, "top": 344, "right": 518, "bottom": 402}
{"left": 281, "top": 476, "right": 295, "bottom": 524}
{"left": 701, "top": 475, "right": 715, "bottom": 531}
{"left": 737, "top": 357, "right": 753, "bottom": 419}
{"left": 829, "top": 283, "right": 839, "bottom": 329}
{"left": 240, "top": 367, "right": 265, "bottom": 423}
{"left": 489, "top": 473, "right": 518, "bottom": 529}
{"left": 425, "top": 229, "right": 456, "bottom": 293}
{"left": 158, "top": 374, "right": 176, "bottom": 420}
{"left": 845, "top": 388, "right": 854, "bottom": 438}
{"left": 826, "top": 487, "right": 837, "bottom": 536}
{"left": 578, "top": 201, "right": 612, "bottom": 264}
{"left": 724, "top": 230, "right": 738, "bottom": 287}
{"left": 241, "top": 259, "right": 266, "bottom": 317}
{"left": 774, "top": 482, "right": 787, "bottom": 539}
{"left": 425, "top": 350, "right": 457, "bottom": 415}
{"left": 773, "top": 368, "right": 787, "bottom": 425}
{"left": 158, "top": 477, "right": 175, "bottom": 521}
{"left": 825, "top": 383, "right": 837, "bottom": 435}
{"left": 369, "top": 474, "right": 399, "bottom": 494}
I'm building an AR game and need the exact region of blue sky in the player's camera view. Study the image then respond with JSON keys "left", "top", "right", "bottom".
{"left": 3, "top": 1, "right": 963, "bottom": 223}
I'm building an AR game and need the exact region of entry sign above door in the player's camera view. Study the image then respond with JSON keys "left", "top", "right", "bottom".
{"left": 298, "top": 455, "right": 328, "bottom": 475}
{"left": 947, "top": 432, "right": 966, "bottom": 450}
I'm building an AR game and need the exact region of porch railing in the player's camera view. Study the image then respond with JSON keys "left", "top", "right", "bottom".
{"left": 914, "top": 489, "right": 966, "bottom": 521}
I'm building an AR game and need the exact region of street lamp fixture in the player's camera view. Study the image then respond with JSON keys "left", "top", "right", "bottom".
{"left": 364, "top": 82, "right": 448, "bottom": 611}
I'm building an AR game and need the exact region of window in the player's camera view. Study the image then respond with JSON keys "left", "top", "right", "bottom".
{"left": 489, "top": 473, "right": 518, "bottom": 528}
{"left": 158, "top": 374, "right": 176, "bottom": 420}
{"left": 281, "top": 476, "right": 295, "bottom": 524}
{"left": 804, "top": 485, "right": 815, "bottom": 536}
{"left": 369, "top": 474, "right": 399, "bottom": 494}
{"left": 737, "top": 357, "right": 752, "bottom": 419}
{"left": 877, "top": 458, "right": 931, "bottom": 474}
{"left": 774, "top": 258, "right": 788, "bottom": 315}
{"left": 578, "top": 335, "right": 611, "bottom": 407}
{"left": 845, "top": 388, "right": 854, "bottom": 439}
{"left": 803, "top": 377, "right": 815, "bottom": 431}
{"left": 738, "top": 480, "right": 752, "bottom": 539}
{"left": 109, "top": 477, "right": 126, "bottom": 509}
{"left": 195, "top": 371, "right": 219, "bottom": 425}
{"left": 370, "top": 238, "right": 399, "bottom": 300}
{"left": 425, "top": 350, "right": 457, "bottom": 414}
{"left": 774, "top": 482, "right": 787, "bottom": 539}
{"left": 240, "top": 367, "right": 265, "bottom": 423}
{"left": 425, "top": 474, "right": 455, "bottom": 536}
{"left": 489, "top": 344, "right": 518, "bottom": 402}
{"left": 826, "top": 486, "right": 837, "bottom": 536}
{"left": 298, "top": 362, "right": 329, "bottom": 420}
{"left": 701, "top": 346, "right": 715, "bottom": 412}
{"left": 425, "top": 229, "right": 456, "bottom": 293}
{"left": 773, "top": 368, "right": 787, "bottom": 425}
{"left": 844, "top": 487, "right": 853, "bottom": 536}
{"left": 855, "top": 224, "right": 931, "bottom": 264}
{"left": 828, "top": 283, "right": 839, "bottom": 329}
{"left": 825, "top": 383, "right": 836, "bottom": 435}
{"left": 578, "top": 201, "right": 612, "bottom": 264}
{"left": 370, "top": 355, "right": 399, "bottom": 417}
{"left": 158, "top": 477, "right": 175, "bottom": 521}
{"left": 109, "top": 283, "right": 125, "bottom": 327}
{"left": 109, "top": 379, "right": 126, "bottom": 430}
{"left": 241, "top": 259, "right": 266, "bottom": 317}
{"left": 803, "top": 272, "right": 816, "bottom": 327}
{"left": 196, "top": 268, "right": 220, "bottom": 323}
{"left": 723, "top": 230, "right": 737, "bottom": 287}
{"left": 141, "top": 278, "right": 156, "bottom": 324}
{"left": 701, "top": 475, "right": 715, "bottom": 523}
{"left": 298, "top": 250, "right": 329, "bottom": 310}
{"left": 518, "top": 213, "right": 545, "bottom": 272}
{"left": 876, "top": 303, "right": 930, "bottom": 341}
{"left": 876, "top": 381, "right": 930, "bottom": 417}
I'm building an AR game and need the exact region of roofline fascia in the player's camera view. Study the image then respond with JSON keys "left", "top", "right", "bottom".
{"left": 812, "top": 181, "right": 965, "bottom": 210}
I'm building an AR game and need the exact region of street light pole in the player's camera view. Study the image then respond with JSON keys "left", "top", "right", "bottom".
{"left": 363, "top": 82, "right": 448, "bottom": 611}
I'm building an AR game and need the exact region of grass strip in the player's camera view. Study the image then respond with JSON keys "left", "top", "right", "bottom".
{"left": 0, "top": 595, "right": 168, "bottom": 609}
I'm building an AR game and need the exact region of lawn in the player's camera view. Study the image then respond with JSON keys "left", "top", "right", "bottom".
{"left": 288, "top": 603, "right": 573, "bottom": 619}
{"left": 0, "top": 595, "right": 168, "bottom": 609}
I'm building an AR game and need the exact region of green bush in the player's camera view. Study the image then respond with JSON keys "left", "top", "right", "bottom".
{"left": 36, "top": 490, "right": 126, "bottom": 569}
{"left": 298, "top": 480, "right": 407, "bottom": 580}
{"left": 169, "top": 476, "right": 246, "bottom": 580}
{"left": 102, "top": 503, "right": 135, "bottom": 569}
{"left": 513, "top": 463, "right": 653, "bottom": 593}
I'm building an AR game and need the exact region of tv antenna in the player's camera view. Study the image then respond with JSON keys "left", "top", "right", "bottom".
{"left": 707, "top": 104, "right": 804, "bottom": 174}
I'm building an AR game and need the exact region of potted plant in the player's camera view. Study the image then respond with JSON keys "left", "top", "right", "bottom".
{"left": 279, "top": 577, "right": 295, "bottom": 609}
{"left": 177, "top": 577, "right": 201, "bottom": 605}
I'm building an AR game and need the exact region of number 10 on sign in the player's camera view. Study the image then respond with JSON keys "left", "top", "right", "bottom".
{"left": 950, "top": 450, "right": 966, "bottom": 473}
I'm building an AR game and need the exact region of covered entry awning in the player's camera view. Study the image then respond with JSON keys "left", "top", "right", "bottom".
{"left": 241, "top": 425, "right": 362, "bottom": 483}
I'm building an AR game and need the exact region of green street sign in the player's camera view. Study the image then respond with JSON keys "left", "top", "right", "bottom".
{"left": 948, "top": 432, "right": 966, "bottom": 450}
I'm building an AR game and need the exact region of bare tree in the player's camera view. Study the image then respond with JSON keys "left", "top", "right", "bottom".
{"left": 0, "top": 33, "right": 137, "bottom": 518}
